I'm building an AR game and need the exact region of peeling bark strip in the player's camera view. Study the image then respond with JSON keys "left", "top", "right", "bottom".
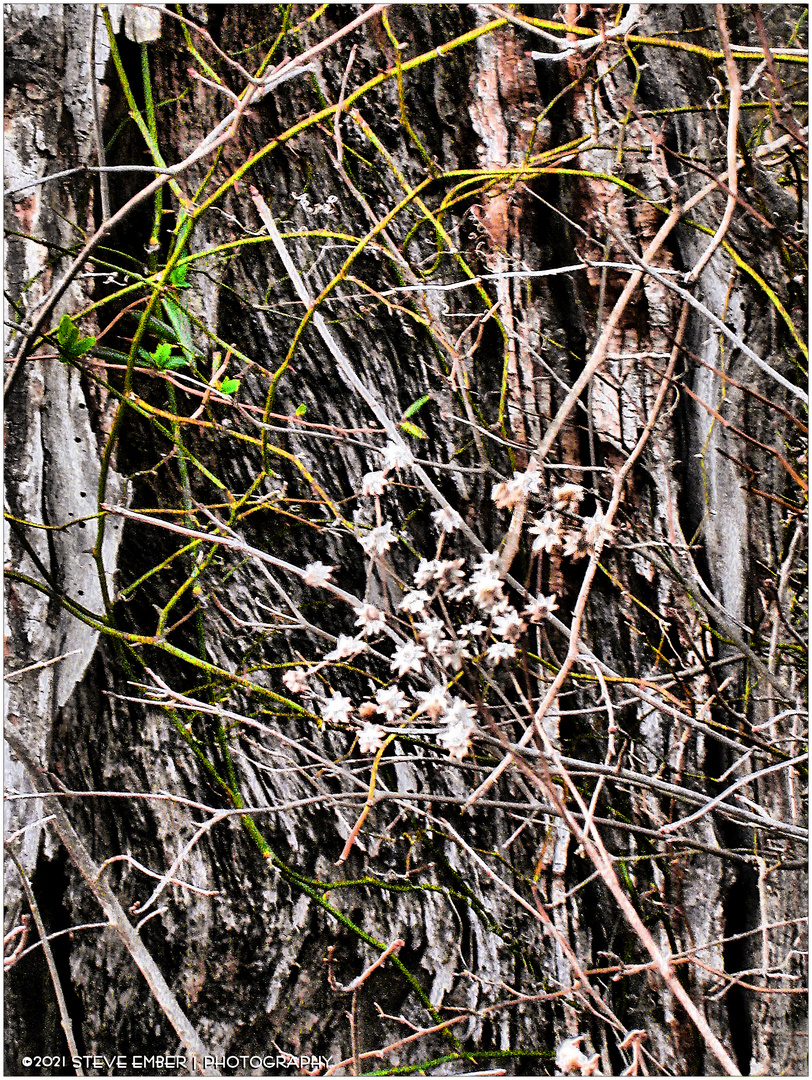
{"left": 5, "top": 5, "right": 807, "bottom": 1075}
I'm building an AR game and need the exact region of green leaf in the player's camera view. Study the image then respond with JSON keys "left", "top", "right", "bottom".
{"left": 152, "top": 342, "right": 174, "bottom": 369}
{"left": 72, "top": 336, "right": 96, "bottom": 358}
{"left": 219, "top": 377, "right": 240, "bottom": 395}
{"left": 295, "top": 403, "right": 307, "bottom": 416}
{"left": 162, "top": 296, "right": 194, "bottom": 354}
{"left": 169, "top": 263, "right": 189, "bottom": 288}
{"left": 163, "top": 354, "right": 190, "bottom": 371}
{"left": 399, "top": 420, "right": 428, "bottom": 440}
{"left": 57, "top": 314, "right": 78, "bottom": 350}
{"left": 402, "top": 393, "right": 431, "bottom": 419}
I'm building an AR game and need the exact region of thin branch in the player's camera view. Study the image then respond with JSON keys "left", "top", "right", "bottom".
{"left": 6, "top": 848, "right": 84, "bottom": 1073}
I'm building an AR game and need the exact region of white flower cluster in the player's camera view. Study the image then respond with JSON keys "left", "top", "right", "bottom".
{"left": 287, "top": 538, "right": 564, "bottom": 762}
{"left": 492, "top": 476, "right": 615, "bottom": 561}
{"left": 287, "top": 466, "right": 601, "bottom": 767}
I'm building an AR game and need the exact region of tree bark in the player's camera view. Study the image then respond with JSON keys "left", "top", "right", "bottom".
{"left": 5, "top": 5, "right": 807, "bottom": 1076}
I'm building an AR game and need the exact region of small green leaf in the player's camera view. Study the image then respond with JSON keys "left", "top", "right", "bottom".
{"left": 164, "top": 354, "right": 190, "bottom": 371}
{"left": 152, "top": 342, "right": 174, "bottom": 369}
{"left": 72, "top": 336, "right": 96, "bottom": 358}
{"left": 399, "top": 420, "right": 428, "bottom": 440}
{"left": 295, "top": 403, "right": 307, "bottom": 416}
{"left": 169, "top": 263, "right": 189, "bottom": 288}
{"left": 402, "top": 393, "right": 431, "bottom": 419}
{"left": 57, "top": 314, "right": 78, "bottom": 349}
{"left": 162, "top": 296, "right": 194, "bottom": 354}
{"left": 219, "top": 377, "right": 240, "bottom": 395}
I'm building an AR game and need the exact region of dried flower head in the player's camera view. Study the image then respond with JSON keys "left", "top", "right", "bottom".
{"left": 470, "top": 569, "right": 506, "bottom": 612}
{"left": 354, "top": 604, "right": 387, "bottom": 636}
{"left": 282, "top": 667, "right": 310, "bottom": 694}
{"left": 324, "top": 635, "right": 366, "bottom": 662}
{"left": 415, "top": 617, "right": 445, "bottom": 653}
{"left": 435, "top": 638, "right": 471, "bottom": 671}
{"left": 444, "top": 697, "right": 476, "bottom": 727}
{"left": 399, "top": 589, "right": 431, "bottom": 614}
{"left": 357, "top": 722, "right": 387, "bottom": 754}
{"left": 381, "top": 442, "right": 414, "bottom": 473}
{"left": 415, "top": 684, "right": 449, "bottom": 720}
{"left": 487, "top": 640, "right": 516, "bottom": 665}
{"left": 524, "top": 594, "right": 559, "bottom": 622}
{"left": 529, "top": 511, "right": 563, "bottom": 554}
{"left": 390, "top": 640, "right": 426, "bottom": 677}
{"left": 415, "top": 557, "right": 466, "bottom": 593}
{"left": 361, "top": 470, "right": 390, "bottom": 497}
{"left": 321, "top": 692, "right": 353, "bottom": 724}
{"left": 431, "top": 506, "right": 464, "bottom": 533}
{"left": 375, "top": 685, "right": 409, "bottom": 721}
{"left": 582, "top": 507, "right": 615, "bottom": 553}
{"left": 552, "top": 482, "right": 585, "bottom": 512}
{"left": 491, "top": 477, "right": 523, "bottom": 510}
{"left": 493, "top": 608, "right": 525, "bottom": 642}
{"left": 359, "top": 521, "right": 396, "bottom": 555}
{"left": 303, "top": 561, "right": 335, "bottom": 587}
{"left": 437, "top": 717, "right": 476, "bottom": 760}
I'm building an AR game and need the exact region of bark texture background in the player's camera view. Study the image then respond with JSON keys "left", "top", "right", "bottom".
{"left": 4, "top": 4, "right": 808, "bottom": 1077}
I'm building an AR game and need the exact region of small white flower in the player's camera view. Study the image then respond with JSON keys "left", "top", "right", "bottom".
{"left": 436, "top": 638, "right": 471, "bottom": 671}
{"left": 474, "top": 552, "right": 501, "bottom": 575}
{"left": 438, "top": 719, "right": 475, "bottom": 760}
{"left": 431, "top": 506, "right": 464, "bottom": 533}
{"left": 359, "top": 521, "right": 396, "bottom": 555}
{"left": 282, "top": 667, "right": 310, "bottom": 694}
{"left": 524, "top": 594, "right": 559, "bottom": 622}
{"left": 459, "top": 620, "right": 487, "bottom": 638}
{"left": 390, "top": 640, "right": 426, "bottom": 677}
{"left": 552, "top": 483, "right": 585, "bottom": 512}
{"left": 445, "top": 580, "right": 470, "bottom": 602}
{"left": 433, "top": 558, "right": 466, "bottom": 592}
{"left": 303, "top": 561, "right": 335, "bottom": 587}
{"left": 375, "top": 685, "right": 409, "bottom": 720}
{"left": 357, "top": 722, "right": 387, "bottom": 754}
{"left": 563, "top": 529, "right": 586, "bottom": 559}
{"left": 470, "top": 570, "right": 505, "bottom": 612}
{"left": 529, "top": 511, "right": 562, "bottom": 554}
{"left": 413, "top": 557, "right": 465, "bottom": 592}
{"left": 415, "top": 617, "right": 445, "bottom": 652}
{"left": 445, "top": 697, "right": 476, "bottom": 727}
{"left": 582, "top": 507, "right": 615, "bottom": 553}
{"left": 399, "top": 589, "right": 431, "bottom": 614}
{"left": 321, "top": 692, "right": 353, "bottom": 723}
{"left": 491, "top": 477, "right": 523, "bottom": 509}
{"left": 415, "top": 685, "right": 449, "bottom": 720}
{"left": 361, "top": 470, "right": 390, "bottom": 497}
{"left": 354, "top": 604, "right": 387, "bottom": 636}
{"left": 487, "top": 641, "right": 516, "bottom": 665}
{"left": 493, "top": 609, "right": 525, "bottom": 642}
{"left": 493, "top": 467, "right": 542, "bottom": 508}
{"left": 381, "top": 442, "right": 414, "bottom": 473}
{"left": 413, "top": 558, "right": 438, "bottom": 588}
{"left": 517, "top": 460, "right": 543, "bottom": 494}
{"left": 325, "top": 634, "right": 366, "bottom": 662}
